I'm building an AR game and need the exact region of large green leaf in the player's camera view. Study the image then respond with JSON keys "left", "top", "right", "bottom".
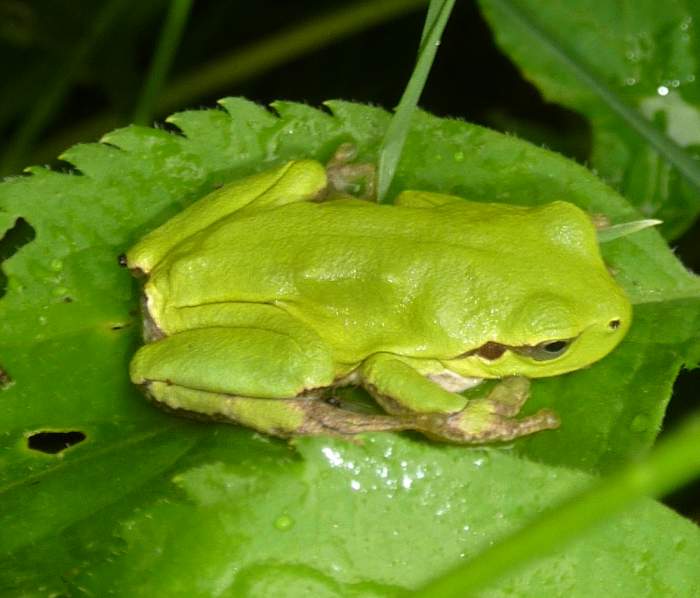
{"left": 479, "top": 0, "right": 700, "bottom": 240}
{"left": 1, "top": 100, "right": 698, "bottom": 595}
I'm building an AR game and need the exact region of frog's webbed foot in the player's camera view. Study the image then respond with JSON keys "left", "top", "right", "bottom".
{"left": 418, "top": 377, "right": 560, "bottom": 444}
{"left": 325, "top": 143, "right": 376, "bottom": 200}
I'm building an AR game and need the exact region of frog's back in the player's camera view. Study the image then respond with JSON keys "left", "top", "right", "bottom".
{"left": 153, "top": 198, "right": 602, "bottom": 362}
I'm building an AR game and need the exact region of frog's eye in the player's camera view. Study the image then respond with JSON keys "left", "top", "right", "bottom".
{"left": 530, "top": 339, "right": 570, "bottom": 361}
{"left": 511, "top": 338, "right": 573, "bottom": 361}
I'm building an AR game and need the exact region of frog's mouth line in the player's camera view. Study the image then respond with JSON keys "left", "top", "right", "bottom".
{"left": 460, "top": 341, "right": 510, "bottom": 361}
{"left": 459, "top": 338, "right": 574, "bottom": 362}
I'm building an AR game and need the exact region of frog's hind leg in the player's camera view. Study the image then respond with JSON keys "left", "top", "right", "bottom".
{"left": 131, "top": 305, "right": 414, "bottom": 438}
{"left": 125, "top": 159, "right": 328, "bottom": 272}
{"left": 130, "top": 324, "right": 335, "bottom": 400}
{"left": 145, "top": 382, "right": 412, "bottom": 439}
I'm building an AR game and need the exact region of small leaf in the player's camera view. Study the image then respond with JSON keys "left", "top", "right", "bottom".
{"left": 478, "top": 0, "right": 700, "bottom": 239}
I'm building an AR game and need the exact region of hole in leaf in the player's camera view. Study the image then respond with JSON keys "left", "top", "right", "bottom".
{"left": 0, "top": 217, "right": 36, "bottom": 297}
{"left": 28, "top": 431, "right": 86, "bottom": 454}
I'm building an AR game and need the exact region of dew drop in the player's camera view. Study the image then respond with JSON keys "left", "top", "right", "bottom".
{"left": 472, "top": 453, "right": 490, "bottom": 468}
{"left": 274, "top": 514, "right": 295, "bottom": 531}
{"left": 630, "top": 414, "right": 650, "bottom": 432}
{"left": 657, "top": 85, "right": 670, "bottom": 96}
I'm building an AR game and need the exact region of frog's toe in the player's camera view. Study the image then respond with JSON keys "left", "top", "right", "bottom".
{"left": 483, "top": 376, "right": 531, "bottom": 416}
{"left": 420, "top": 404, "right": 559, "bottom": 444}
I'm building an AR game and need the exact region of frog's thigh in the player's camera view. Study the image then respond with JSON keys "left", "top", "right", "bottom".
{"left": 131, "top": 324, "right": 334, "bottom": 399}
{"left": 148, "top": 382, "right": 412, "bottom": 438}
{"left": 146, "top": 382, "right": 308, "bottom": 435}
{"left": 360, "top": 353, "right": 468, "bottom": 414}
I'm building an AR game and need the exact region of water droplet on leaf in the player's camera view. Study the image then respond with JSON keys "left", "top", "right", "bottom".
{"left": 631, "top": 414, "right": 650, "bottom": 432}
{"left": 274, "top": 514, "right": 295, "bottom": 531}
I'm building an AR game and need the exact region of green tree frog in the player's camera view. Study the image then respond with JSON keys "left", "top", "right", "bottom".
{"left": 124, "top": 147, "right": 631, "bottom": 443}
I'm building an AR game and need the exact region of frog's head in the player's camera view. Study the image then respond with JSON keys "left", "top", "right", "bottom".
{"left": 442, "top": 199, "right": 633, "bottom": 380}
{"left": 446, "top": 285, "right": 632, "bottom": 378}
{"left": 446, "top": 276, "right": 631, "bottom": 379}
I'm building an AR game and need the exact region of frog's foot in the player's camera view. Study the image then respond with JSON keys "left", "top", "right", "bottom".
{"left": 325, "top": 143, "right": 376, "bottom": 199}
{"left": 417, "top": 378, "right": 560, "bottom": 444}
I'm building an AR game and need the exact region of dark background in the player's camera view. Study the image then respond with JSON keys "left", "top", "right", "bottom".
{"left": 1, "top": 0, "right": 698, "bottom": 517}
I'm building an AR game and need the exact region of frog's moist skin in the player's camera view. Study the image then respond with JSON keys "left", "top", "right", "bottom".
{"left": 125, "top": 152, "right": 632, "bottom": 443}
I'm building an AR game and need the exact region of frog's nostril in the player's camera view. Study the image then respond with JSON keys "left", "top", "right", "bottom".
{"left": 609, "top": 319, "right": 621, "bottom": 330}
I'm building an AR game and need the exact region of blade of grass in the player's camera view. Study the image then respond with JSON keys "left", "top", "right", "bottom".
{"left": 132, "top": 0, "right": 193, "bottom": 125}
{"left": 376, "top": 0, "right": 456, "bottom": 203}
{"left": 0, "top": 0, "right": 129, "bottom": 175}
{"left": 484, "top": 0, "right": 700, "bottom": 196}
{"left": 411, "top": 412, "right": 700, "bottom": 597}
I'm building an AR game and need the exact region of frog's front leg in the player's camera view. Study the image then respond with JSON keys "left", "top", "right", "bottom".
{"left": 325, "top": 143, "right": 376, "bottom": 199}
{"left": 360, "top": 354, "right": 559, "bottom": 443}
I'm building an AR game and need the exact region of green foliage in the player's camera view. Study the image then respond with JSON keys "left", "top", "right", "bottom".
{"left": 416, "top": 414, "right": 700, "bottom": 596}
{"left": 377, "top": 0, "right": 455, "bottom": 201}
{"left": 479, "top": 0, "right": 700, "bottom": 240}
{"left": 1, "top": 99, "right": 699, "bottom": 595}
